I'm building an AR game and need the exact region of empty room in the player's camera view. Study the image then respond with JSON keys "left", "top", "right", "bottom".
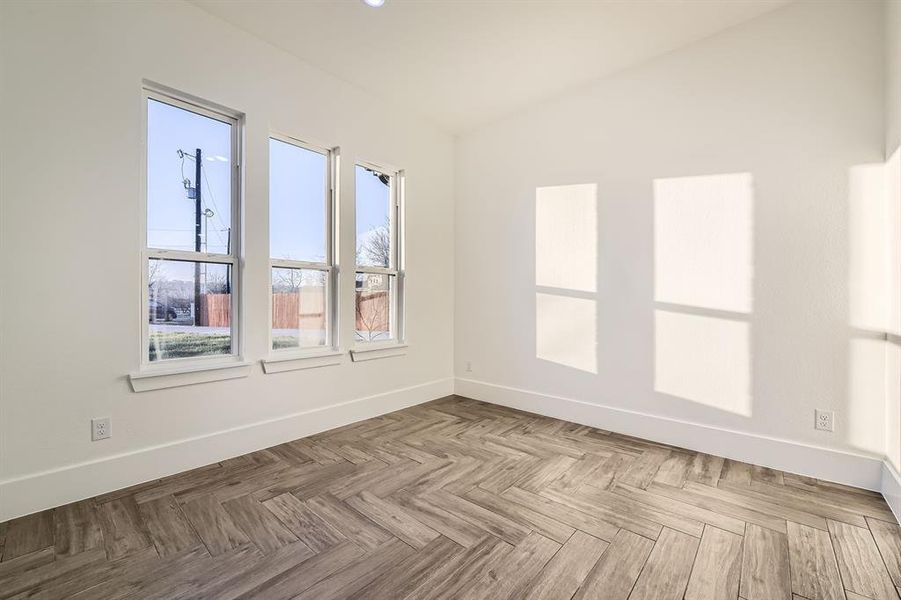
{"left": 2, "top": 0, "right": 901, "bottom": 598}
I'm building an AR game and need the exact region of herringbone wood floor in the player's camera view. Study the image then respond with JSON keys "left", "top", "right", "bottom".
{"left": 1, "top": 396, "right": 900, "bottom": 599}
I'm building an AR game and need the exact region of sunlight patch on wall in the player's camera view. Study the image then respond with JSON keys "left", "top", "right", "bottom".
{"left": 654, "top": 309, "right": 751, "bottom": 416}
{"left": 846, "top": 337, "right": 887, "bottom": 455}
{"left": 886, "top": 339, "right": 901, "bottom": 472}
{"left": 654, "top": 173, "right": 753, "bottom": 313}
{"left": 849, "top": 163, "right": 889, "bottom": 332}
{"left": 536, "top": 292, "right": 597, "bottom": 374}
{"left": 887, "top": 147, "right": 901, "bottom": 336}
{"left": 535, "top": 184, "right": 597, "bottom": 293}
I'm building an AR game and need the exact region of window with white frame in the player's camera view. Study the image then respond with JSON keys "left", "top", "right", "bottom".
{"left": 355, "top": 163, "right": 403, "bottom": 343}
{"left": 269, "top": 136, "right": 336, "bottom": 351}
{"left": 143, "top": 90, "right": 241, "bottom": 364}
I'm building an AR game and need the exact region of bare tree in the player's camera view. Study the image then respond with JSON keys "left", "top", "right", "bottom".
{"left": 272, "top": 268, "right": 325, "bottom": 293}
{"left": 205, "top": 271, "right": 230, "bottom": 294}
{"left": 355, "top": 274, "right": 390, "bottom": 342}
{"left": 148, "top": 259, "right": 164, "bottom": 292}
{"left": 356, "top": 217, "right": 391, "bottom": 268}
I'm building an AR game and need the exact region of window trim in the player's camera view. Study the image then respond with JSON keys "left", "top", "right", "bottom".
{"left": 354, "top": 161, "right": 405, "bottom": 346}
{"left": 267, "top": 133, "right": 339, "bottom": 357}
{"left": 139, "top": 85, "right": 244, "bottom": 371}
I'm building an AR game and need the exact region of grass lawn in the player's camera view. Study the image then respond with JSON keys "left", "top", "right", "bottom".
{"left": 149, "top": 332, "right": 307, "bottom": 360}
{"left": 149, "top": 332, "right": 231, "bottom": 361}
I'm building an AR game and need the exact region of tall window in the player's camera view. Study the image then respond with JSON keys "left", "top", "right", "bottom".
{"left": 269, "top": 136, "right": 336, "bottom": 351}
{"left": 143, "top": 90, "right": 241, "bottom": 363}
{"left": 355, "top": 163, "right": 403, "bottom": 343}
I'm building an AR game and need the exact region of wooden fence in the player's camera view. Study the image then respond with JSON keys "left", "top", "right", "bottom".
{"left": 198, "top": 291, "right": 388, "bottom": 333}
{"left": 199, "top": 294, "right": 231, "bottom": 328}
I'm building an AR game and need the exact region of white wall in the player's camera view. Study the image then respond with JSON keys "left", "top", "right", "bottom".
{"left": 885, "top": 0, "right": 901, "bottom": 478}
{"left": 0, "top": 1, "right": 454, "bottom": 520}
{"left": 888, "top": 0, "right": 901, "bottom": 157}
{"left": 455, "top": 1, "right": 888, "bottom": 471}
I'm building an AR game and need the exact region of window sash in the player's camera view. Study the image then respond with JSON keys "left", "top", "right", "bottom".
{"left": 355, "top": 162, "right": 404, "bottom": 343}
{"left": 141, "top": 86, "right": 242, "bottom": 367}
{"left": 268, "top": 134, "right": 337, "bottom": 353}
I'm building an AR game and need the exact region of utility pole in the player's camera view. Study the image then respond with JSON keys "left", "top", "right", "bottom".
{"left": 194, "top": 148, "right": 202, "bottom": 327}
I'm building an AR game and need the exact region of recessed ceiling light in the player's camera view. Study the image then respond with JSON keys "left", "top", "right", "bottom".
{"left": 363, "top": 0, "right": 385, "bottom": 6}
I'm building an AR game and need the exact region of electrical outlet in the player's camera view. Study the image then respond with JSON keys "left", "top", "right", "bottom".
{"left": 92, "top": 417, "right": 111, "bottom": 441}
{"left": 815, "top": 409, "right": 834, "bottom": 432}
{"left": 465, "top": 361, "right": 473, "bottom": 373}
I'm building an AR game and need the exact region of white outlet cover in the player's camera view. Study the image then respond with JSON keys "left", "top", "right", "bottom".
{"left": 92, "top": 417, "right": 111, "bottom": 441}
{"left": 815, "top": 409, "right": 834, "bottom": 432}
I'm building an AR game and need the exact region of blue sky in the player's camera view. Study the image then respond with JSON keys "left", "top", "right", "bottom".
{"left": 355, "top": 164, "right": 391, "bottom": 267}
{"left": 148, "top": 98, "right": 390, "bottom": 267}
{"left": 147, "top": 99, "right": 232, "bottom": 255}
{"left": 270, "top": 138, "right": 326, "bottom": 262}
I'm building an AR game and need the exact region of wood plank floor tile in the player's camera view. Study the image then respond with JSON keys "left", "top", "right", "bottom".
{"left": 227, "top": 541, "right": 362, "bottom": 600}
{"left": 575, "top": 484, "right": 704, "bottom": 538}
{"left": 502, "top": 486, "right": 620, "bottom": 541}
{"left": 619, "top": 448, "right": 670, "bottom": 489}
{"left": 2, "top": 511, "right": 54, "bottom": 561}
{"left": 868, "top": 516, "right": 901, "bottom": 588}
{"left": 180, "top": 495, "right": 250, "bottom": 557}
{"left": 97, "top": 497, "right": 152, "bottom": 561}
{"left": 648, "top": 482, "right": 787, "bottom": 533}
{"left": 293, "top": 538, "right": 415, "bottom": 600}
{"left": 391, "top": 491, "right": 488, "bottom": 547}
{"left": 683, "top": 480, "right": 827, "bottom": 530}
{"left": 222, "top": 495, "right": 300, "bottom": 554}
{"left": 52, "top": 500, "right": 102, "bottom": 557}
{"left": 751, "top": 465, "right": 784, "bottom": 485}
{"left": 458, "top": 531, "right": 560, "bottom": 600}
{"left": 612, "top": 483, "right": 746, "bottom": 536}
{"left": 629, "top": 527, "right": 699, "bottom": 600}
{"left": 305, "top": 493, "right": 394, "bottom": 550}
{"left": 464, "top": 486, "right": 575, "bottom": 543}
{"left": 0, "top": 546, "right": 105, "bottom": 599}
{"left": 720, "top": 459, "right": 752, "bottom": 485}
{"left": 740, "top": 523, "right": 792, "bottom": 600}
{"left": 404, "top": 535, "right": 514, "bottom": 600}
{"left": 719, "top": 480, "right": 868, "bottom": 528}
{"left": 348, "top": 535, "right": 463, "bottom": 600}
{"left": 262, "top": 492, "right": 346, "bottom": 552}
{"left": 828, "top": 519, "right": 898, "bottom": 600}
{"left": 654, "top": 451, "right": 694, "bottom": 487}
{"left": 684, "top": 525, "right": 742, "bottom": 600}
{"left": 429, "top": 489, "right": 531, "bottom": 544}
{"left": 522, "top": 530, "right": 608, "bottom": 600}
{"left": 0, "top": 396, "right": 896, "bottom": 600}
{"left": 138, "top": 495, "right": 203, "bottom": 557}
{"left": 687, "top": 453, "right": 725, "bottom": 486}
{"left": 574, "top": 529, "right": 654, "bottom": 600}
{"left": 345, "top": 490, "right": 440, "bottom": 548}
{"left": 786, "top": 521, "right": 844, "bottom": 600}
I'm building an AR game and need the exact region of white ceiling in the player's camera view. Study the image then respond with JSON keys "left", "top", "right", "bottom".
{"left": 193, "top": 0, "right": 789, "bottom": 133}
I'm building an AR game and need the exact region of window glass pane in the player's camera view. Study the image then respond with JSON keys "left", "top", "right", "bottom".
{"left": 270, "top": 139, "right": 328, "bottom": 262}
{"left": 147, "top": 98, "right": 232, "bottom": 254}
{"left": 148, "top": 259, "right": 231, "bottom": 361}
{"left": 272, "top": 267, "right": 327, "bottom": 349}
{"left": 355, "top": 272, "right": 394, "bottom": 342}
{"left": 355, "top": 165, "right": 392, "bottom": 268}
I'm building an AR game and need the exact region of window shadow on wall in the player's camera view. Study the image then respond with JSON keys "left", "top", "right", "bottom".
{"left": 653, "top": 173, "right": 754, "bottom": 417}
{"left": 535, "top": 183, "right": 598, "bottom": 374}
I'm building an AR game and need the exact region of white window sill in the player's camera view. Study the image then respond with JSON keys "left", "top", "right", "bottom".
{"left": 129, "top": 360, "right": 252, "bottom": 392}
{"left": 261, "top": 349, "right": 343, "bottom": 374}
{"left": 350, "top": 343, "right": 408, "bottom": 362}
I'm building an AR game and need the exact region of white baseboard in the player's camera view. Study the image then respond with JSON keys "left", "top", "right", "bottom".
{"left": 455, "top": 378, "right": 885, "bottom": 492}
{"left": 882, "top": 461, "right": 901, "bottom": 524}
{"left": 0, "top": 377, "right": 453, "bottom": 522}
